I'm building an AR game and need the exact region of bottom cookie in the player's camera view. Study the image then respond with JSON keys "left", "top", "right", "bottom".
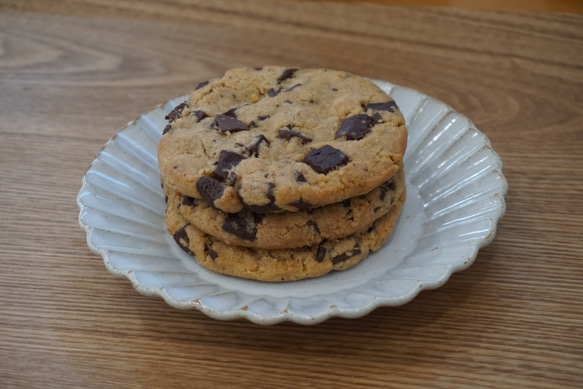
{"left": 166, "top": 191, "right": 406, "bottom": 282}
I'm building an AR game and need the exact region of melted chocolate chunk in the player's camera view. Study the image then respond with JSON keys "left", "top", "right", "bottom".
{"left": 208, "top": 249, "right": 218, "bottom": 260}
{"left": 212, "top": 150, "right": 246, "bottom": 181}
{"left": 245, "top": 135, "right": 270, "bottom": 157}
{"left": 222, "top": 107, "right": 238, "bottom": 118}
{"left": 195, "top": 80, "right": 209, "bottom": 90}
{"left": 316, "top": 246, "right": 327, "bottom": 263}
{"left": 258, "top": 115, "right": 270, "bottom": 121}
{"left": 379, "top": 180, "right": 397, "bottom": 201}
{"left": 284, "top": 83, "right": 302, "bottom": 92}
{"left": 222, "top": 212, "right": 262, "bottom": 241}
{"left": 243, "top": 183, "right": 280, "bottom": 213}
{"left": 336, "top": 114, "right": 374, "bottom": 141}
{"left": 267, "top": 88, "right": 279, "bottom": 97}
{"left": 371, "top": 113, "right": 383, "bottom": 126}
{"left": 277, "top": 68, "right": 298, "bottom": 84}
{"left": 307, "top": 220, "right": 320, "bottom": 234}
{"left": 290, "top": 198, "right": 313, "bottom": 210}
{"left": 191, "top": 110, "right": 208, "bottom": 122}
{"left": 162, "top": 124, "right": 172, "bottom": 135}
{"left": 181, "top": 195, "right": 199, "bottom": 207}
{"left": 226, "top": 171, "right": 238, "bottom": 186}
{"left": 215, "top": 114, "right": 250, "bottom": 133}
{"left": 296, "top": 171, "right": 307, "bottom": 183}
{"left": 342, "top": 199, "right": 351, "bottom": 210}
{"left": 196, "top": 176, "right": 225, "bottom": 209}
{"left": 331, "top": 242, "right": 362, "bottom": 264}
{"left": 277, "top": 128, "right": 313, "bottom": 144}
{"left": 165, "top": 102, "right": 187, "bottom": 123}
{"left": 366, "top": 100, "right": 398, "bottom": 113}
{"left": 244, "top": 201, "right": 280, "bottom": 214}
{"left": 303, "top": 145, "right": 349, "bottom": 174}
{"left": 173, "top": 224, "right": 193, "bottom": 255}
{"left": 342, "top": 199, "right": 353, "bottom": 217}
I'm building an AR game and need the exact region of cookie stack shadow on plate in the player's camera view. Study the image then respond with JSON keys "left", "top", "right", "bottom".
{"left": 158, "top": 67, "right": 408, "bottom": 282}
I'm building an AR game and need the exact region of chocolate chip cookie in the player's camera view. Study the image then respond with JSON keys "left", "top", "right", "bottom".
{"left": 158, "top": 66, "right": 407, "bottom": 214}
{"left": 165, "top": 167, "right": 405, "bottom": 249}
{"left": 166, "top": 191, "right": 406, "bottom": 282}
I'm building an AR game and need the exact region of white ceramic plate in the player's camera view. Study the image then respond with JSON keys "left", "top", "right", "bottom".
{"left": 78, "top": 80, "right": 507, "bottom": 325}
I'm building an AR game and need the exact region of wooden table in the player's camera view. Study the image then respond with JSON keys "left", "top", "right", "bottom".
{"left": 1, "top": 1, "right": 582, "bottom": 387}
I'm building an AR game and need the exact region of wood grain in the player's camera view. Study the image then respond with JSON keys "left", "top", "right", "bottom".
{"left": 1, "top": 1, "right": 583, "bottom": 388}
{"left": 298, "top": 0, "right": 583, "bottom": 13}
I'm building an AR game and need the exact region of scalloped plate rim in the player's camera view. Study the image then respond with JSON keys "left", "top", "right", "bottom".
{"left": 78, "top": 79, "right": 508, "bottom": 325}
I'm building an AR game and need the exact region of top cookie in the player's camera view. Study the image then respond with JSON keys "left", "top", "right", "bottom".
{"left": 158, "top": 66, "right": 407, "bottom": 214}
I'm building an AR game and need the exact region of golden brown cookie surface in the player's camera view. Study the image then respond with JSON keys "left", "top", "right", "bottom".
{"left": 166, "top": 191, "right": 406, "bottom": 282}
{"left": 158, "top": 66, "right": 407, "bottom": 214}
{"left": 165, "top": 168, "right": 405, "bottom": 250}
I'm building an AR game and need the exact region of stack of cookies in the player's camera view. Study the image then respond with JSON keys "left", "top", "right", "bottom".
{"left": 158, "top": 67, "right": 407, "bottom": 282}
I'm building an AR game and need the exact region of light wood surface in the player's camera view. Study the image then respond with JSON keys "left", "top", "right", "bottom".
{"left": 1, "top": 1, "right": 582, "bottom": 388}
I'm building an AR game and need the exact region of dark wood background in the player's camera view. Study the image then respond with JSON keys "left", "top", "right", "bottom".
{"left": 1, "top": 1, "right": 582, "bottom": 387}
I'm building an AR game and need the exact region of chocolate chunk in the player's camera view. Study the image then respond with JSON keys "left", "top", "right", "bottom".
{"left": 173, "top": 224, "right": 193, "bottom": 255}
{"left": 307, "top": 220, "right": 320, "bottom": 234}
{"left": 195, "top": 80, "right": 209, "bottom": 90}
{"left": 331, "top": 88, "right": 338, "bottom": 91}
{"left": 370, "top": 113, "right": 383, "bottom": 126}
{"left": 379, "top": 180, "right": 397, "bottom": 200}
{"left": 285, "top": 100, "right": 292, "bottom": 104}
{"left": 331, "top": 242, "right": 362, "bottom": 264}
{"left": 303, "top": 145, "right": 349, "bottom": 174}
{"left": 336, "top": 114, "right": 373, "bottom": 141}
{"left": 244, "top": 200, "right": 280, "bottom": 214}
{"left": 258, "top": 115, "right": 270, "bottom": 121}
{"left": 243, "top": 183, "right": 280, "bottom": 213}
{"left": 222, "top": 107, "right": 238, "bottom": 118}
{"left": 373, "top": 207, "right": 381, "bottom": 213}
{"left": 181, "top": 195, "right": 199, "bottom": 207}
{"left": 296, "top": 171, "right": 306, "bottom": 183}
{"left": 253, "top": 67, "right": 263, "bottom": 71}
{"left": 196, "top": 176, "right": 225, "bottom": 209}
{"left": 165, "top": 102, "right": 187, "bottom": 123}
{"left": 191, "top": 110, "right": 208, "bottom": 122}
{"left": 226, "top": 171, "right": 238, "bottom": 186}
{"left": 316, "top": 246, "right": 327, "bottom": 263}
{"left": 215, "top": 114, "right": 250, "bottom": 133}
{"left": 245, "top": 135, "right": 270, "bottom": 157}
{"left": 284, "top": 83, "right": 301, "bottom": 92}
{"left": 267, "top": 88, "right": 279, "bottom": 97}
{"left": 341, "top": 199, "right": 353, "bottom": 216}
{"left": 213, "top": 150, "right": 246, "bottom": 181}
{"left": 208, "top": 249, "right": 218, "bottom": 260}
{"left": 164, "top": 195, "right": 168, "bottom": 204}
{"left": 342, "top": 199, "right": 351, "bottom": 210}
{"left": 277, "top": 128, "right": 312, "bottom": 144}
{"left": 277, "top": 68, "right": 298, "bottom": 84}
{"left": 162, "top": 124, "right": 172, "bottom": 135}
{"left": 222, "top": 212, "right": 261, "bottom": 241}
{"left": 290, "top": 198, "right": 312, "bottom": 210}
{"left": 366, "top": 100, "right": 398, "bottom": 113}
